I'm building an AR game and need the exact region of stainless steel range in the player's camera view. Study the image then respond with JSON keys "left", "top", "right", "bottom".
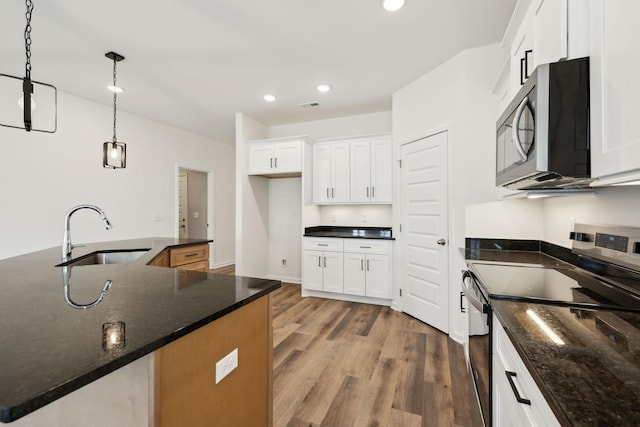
{"left": 462, "top": 223, "right": 640, "bottom": 426}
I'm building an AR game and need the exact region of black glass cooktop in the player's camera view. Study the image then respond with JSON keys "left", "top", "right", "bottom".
{"left": 472, "top": 263, "right": 640, "bottom": 312}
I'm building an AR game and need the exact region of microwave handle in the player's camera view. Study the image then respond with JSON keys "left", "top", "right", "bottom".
{"left": 511, "top": 96, "right": 530, "bottom": 161}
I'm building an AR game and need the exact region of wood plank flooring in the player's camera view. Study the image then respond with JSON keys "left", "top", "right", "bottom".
{"left": 213, "top": 265, "right": 482, "bottom": 427}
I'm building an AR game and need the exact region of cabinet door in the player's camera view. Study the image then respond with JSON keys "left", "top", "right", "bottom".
{"left": 247, "top": 143, "right": 274, "bottom": 175}
{"left": 331, "top": 142, "right": 351, "bottom": 203}
{"left": 273, "top": 141, "right": 302, "bottom": 173}
{"left": 510, "top": 16, "right": 534, "bottom": 96}
{"left": 322, "top": 252, "right": 344, "bottom": 293}
{"left": 365, "top": 254, "right": 391, "bottom": 299}
{"left": 370, "top": 138, "right": 392, "bottom": 203}
{"left": 343, "top": 252, "right": 366, "bottom": 296}
{"left": 533, "top": 0, "right": 567, "bottom": 66}
{"left": 590, "top": 0, "right": 640, "bottom": 179}
{"left": 313, "top": 144, "right": 332, "bottom": 203}
{"left": 303, "top": 250, "right": 323, "bottom": 291}
{"left": 350, "top": 140, "right": 371, "bottom": 203}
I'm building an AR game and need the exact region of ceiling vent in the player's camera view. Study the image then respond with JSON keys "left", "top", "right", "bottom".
{"left": 299, "top": 101, "right": 320, "bottom": 108}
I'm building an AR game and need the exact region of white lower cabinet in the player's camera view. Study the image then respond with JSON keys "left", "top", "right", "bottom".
{"left": 303, "top": 237, "right": 392, "bottom": 302}
{"left": 302, "top": 238, "right": 344, "bottom": 293}
{"left": 493, "top": 314, "right": 560, "bottom": 427}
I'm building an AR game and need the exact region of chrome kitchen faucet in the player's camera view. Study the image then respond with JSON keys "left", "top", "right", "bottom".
{"left": 62, "top": 204, "right": 112, "bottom": 262}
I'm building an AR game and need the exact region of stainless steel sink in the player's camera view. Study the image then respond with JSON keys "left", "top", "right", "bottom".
{"left": 56, "top": 249, "right": 150, "bottom": 267}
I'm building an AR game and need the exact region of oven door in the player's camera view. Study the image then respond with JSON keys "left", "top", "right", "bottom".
{"left": 462, "top": 270, "right": 492, "bottom": 427}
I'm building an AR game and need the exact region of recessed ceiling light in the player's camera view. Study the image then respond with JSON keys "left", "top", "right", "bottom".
{"left": 317, "top": 84, "right": 331, "bottom": 93}
{"left": 107, "top": 85, "right": 124, "bottom": 93}
{"left": 263, "top": 94, "right": 277, "bottom": 102}
{"left": 383, "top": 0, "right": 405, "bottom": 12}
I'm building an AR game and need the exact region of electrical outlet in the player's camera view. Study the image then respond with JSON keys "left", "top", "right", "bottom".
{"left": 215, "top": 348, "right": 238, "bottom": 384}
{"left": 282, "top": 259, "right": 287, "bottom": 266}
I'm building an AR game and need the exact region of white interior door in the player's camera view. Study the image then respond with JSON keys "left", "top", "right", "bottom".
{"left": 178, "top": 172, "right": 188, "bottom": 238}
{"left": 400, "top": 131, "right": 449, "bottom": 333}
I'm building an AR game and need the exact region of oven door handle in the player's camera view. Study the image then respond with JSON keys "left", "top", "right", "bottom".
{"left": 511, "top": 96, "right": 530, "bottom": 161}
{"left": 461, "top": 270, "right": 488, "bottom": 314}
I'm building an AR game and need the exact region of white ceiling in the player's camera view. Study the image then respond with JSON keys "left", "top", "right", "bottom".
{"left": 1, "top": 0, "right": 516, "bottom": 143}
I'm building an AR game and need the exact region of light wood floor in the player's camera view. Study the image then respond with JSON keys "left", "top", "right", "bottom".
{"left": 213, "top": 265, "right": 482, "bottom": 427}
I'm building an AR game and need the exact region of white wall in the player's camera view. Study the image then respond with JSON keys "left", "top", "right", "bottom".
{"left": 317, "top": 205, "right": 392, "bottom": 227}
{"left": 542, "top": 186, "right": 640, "bottom": 248}
{"left": 234, "top": 113, "right": 269, "bottom": 277}
{"left": 466, "top": 198, "right": 544, "bottom": 239}
{"left": 269, "top": 111, "right": 391, "bottom": 140}
{"left": 0, "top": 91, "right": 235, "bottom": 266}
{"left": 268, "top": 178, "right": 302, "bottom": 282}
{"left": 393, "top": 44, "right": 508, "bottom": 343}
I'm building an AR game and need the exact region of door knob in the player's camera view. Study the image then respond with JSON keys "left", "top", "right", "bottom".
{"left": 437, "top": 239, "right": 446, "bottom": 246}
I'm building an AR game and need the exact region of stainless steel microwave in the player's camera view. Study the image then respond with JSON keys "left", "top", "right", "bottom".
{"left": 496, "top": 57, "right": 592, "bottom": 190}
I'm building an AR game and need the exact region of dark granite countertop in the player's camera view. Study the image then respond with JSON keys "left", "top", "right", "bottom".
{"left": 0, "top": 238, "right": 280, "bottom": 423}
{"left": 465, "top": 239, "right": 640, "bottom": 426}
{"left": 492, "top": 300, "right": 640, "bottom": 426}
{"left": 304, "top": 226, "right": 394, "bottom": 240}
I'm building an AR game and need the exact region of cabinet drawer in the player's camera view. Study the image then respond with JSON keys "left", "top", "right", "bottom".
{"left": 170, "top": 244, "right": 209, "bottom": 267}
{"left": 303, "top": 238, "right": 343, "bottom": 252}
{"left": 175, "top": 260, "right": 209, "bottom": 272}
{"left": 343, "top": 239, "right": 390, "bottom": 255}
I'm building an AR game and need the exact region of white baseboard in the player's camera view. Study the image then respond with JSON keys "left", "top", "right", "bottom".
{"left": 267, "top": 275, "right": 301, "bottom": 284}
{"left": 212, "top": 259, "right": 235, "bottom": 269}
{"left": 300, "top": 289, "right": 392, "bottom": 307}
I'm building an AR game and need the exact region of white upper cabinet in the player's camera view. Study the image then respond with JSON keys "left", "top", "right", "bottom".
{"left": 247, "top": 137, "right": 305, "bottom": 176}
{"left": 589, "top": 0, "right": 640, "bottom": 184}
{"left": 313, "top": 141, "right": 350, "bottom": 203}
{"left": 351, "top": 137, "right": 393, "bottom": 204}
{"left": 500, "top": 0, "right": 589, "bottom": 109}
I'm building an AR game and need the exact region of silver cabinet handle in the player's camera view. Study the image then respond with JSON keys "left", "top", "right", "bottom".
{"left": 359, "top": 246, "right": 371, "bottom": 249}
{"left": 318, "top": 243, "right": 328, "bottom": 247}
{"left": 366, "top": 259, "right": 370, "bottom": 271}
{"left": 332, "top": 188, "right": 334, "bottom": 198}
{"left": 318, "top": 256, "right": 321, "bottom": 267}
{"left": 372, "top": 186, "right": 375, "bottom": 198}
{"left": 361, "top": 259, "right": 364, "bottom": 271}
{"left": 437, "top": 239, "right": 446, "bottom": 246}
{"left": 324, "top": 257, "right": 327, "bottom": 268}
{"left": 275, "top": 157, "right": 278, "bottom": 168}
{"left": 326, "top": 188, "right": 329, "bottom": 198}
{"left": 366, "top": 187, "right": 369, "bottom": 197}
{"left": 270, "top": 158, "right": 273, "bottom": 168}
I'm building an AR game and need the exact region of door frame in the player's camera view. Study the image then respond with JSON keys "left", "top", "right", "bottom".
{"left": 175, "top": 162, "right": 215, "bottom": 269}
{"left": 393, "top": 124, "right": 455, "bottom": 321}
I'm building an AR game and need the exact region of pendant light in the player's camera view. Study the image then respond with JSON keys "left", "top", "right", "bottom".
{"left": 0, "top": 0, "right": 57, "bottom": 133}
{"left": 103, "top": 51, "right": 126, "bottom": 169}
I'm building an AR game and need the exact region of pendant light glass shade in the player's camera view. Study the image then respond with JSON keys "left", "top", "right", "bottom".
{"left": 103, "top": 51, "right": 126, "bottom": 169}
{"left": 103, "top": 141, "right": 126, "bottom": 169}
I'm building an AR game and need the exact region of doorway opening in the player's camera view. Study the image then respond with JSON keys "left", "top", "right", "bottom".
{"left": 176, "top": 166, "right": 215, "bottom": 265}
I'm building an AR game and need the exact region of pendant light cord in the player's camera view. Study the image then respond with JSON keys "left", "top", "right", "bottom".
{"left": 112, "top": 59, "right": 117, "bottom": 143}
{"left": 24, "top": 0, "right": 33, "bottom": 79}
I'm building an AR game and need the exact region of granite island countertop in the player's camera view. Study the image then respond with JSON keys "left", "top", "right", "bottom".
{"left": 0, "top": 238, "right": 280, "bottom": 423}
{"left": 465, "top": 239, "right": 640, "bottom": 426}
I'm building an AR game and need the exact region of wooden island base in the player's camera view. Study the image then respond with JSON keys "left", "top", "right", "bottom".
{"left": 154, "top": 294, "right": 273, "bottom": 427}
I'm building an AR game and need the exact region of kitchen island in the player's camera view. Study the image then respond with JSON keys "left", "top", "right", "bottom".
{"left": 0, "top": 238, "right": 280, "bottom": 425}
